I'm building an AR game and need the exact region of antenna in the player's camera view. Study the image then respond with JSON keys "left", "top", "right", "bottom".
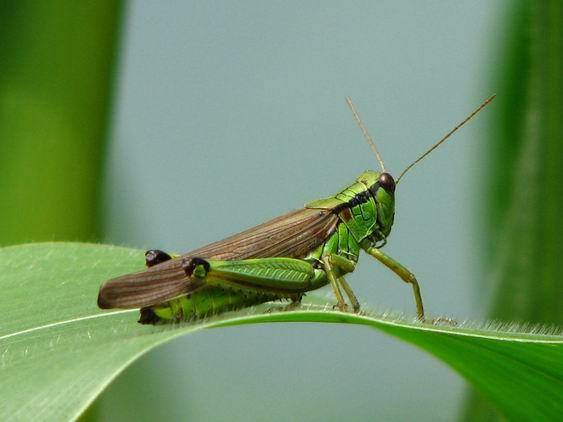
{"left": 346, "top": 96, "right": 386, "bottom": 172}
{"left": 396, "top": 94, "right": 496, "bottom": 184}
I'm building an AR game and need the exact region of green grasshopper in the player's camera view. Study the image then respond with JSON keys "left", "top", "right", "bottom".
{"left": 98, "top": 95, "right": 495, "bottom": 324}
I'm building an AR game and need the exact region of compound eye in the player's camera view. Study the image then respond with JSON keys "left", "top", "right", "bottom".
{"left": 378, "top": 172, "right": 396, "bottom": 193}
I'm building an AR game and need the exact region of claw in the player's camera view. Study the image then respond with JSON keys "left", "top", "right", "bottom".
{"left": 333, "top": 302, "right": 349, "bottom": 312}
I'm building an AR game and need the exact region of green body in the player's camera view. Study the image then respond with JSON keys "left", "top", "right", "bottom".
{"left": 150, "top": 170, "right": 419, "bottom": 321}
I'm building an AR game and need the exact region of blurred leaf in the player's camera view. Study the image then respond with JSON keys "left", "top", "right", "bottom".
{"left": 465, "top": 0, "right": 563, "bottom": 419}
{"left": 1, "top": 243, "right": 561, "bottom": 421}
{"left": 0, "top": 2, "right": 123, "bottom": 245}
{"left": 485, "top": 0, "right": 563, "bottom": 325}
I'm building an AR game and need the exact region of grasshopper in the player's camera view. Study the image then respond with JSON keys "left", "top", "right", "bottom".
{"left": 98, "top": 95, "right": 495, "bottom": 324}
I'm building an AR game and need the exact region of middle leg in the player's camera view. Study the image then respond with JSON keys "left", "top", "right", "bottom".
{"left": 321, "top": 253, "right": 358, "bottom": 312}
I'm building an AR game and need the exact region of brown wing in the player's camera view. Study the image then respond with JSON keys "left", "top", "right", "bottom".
{"left": 97, "top": 260, "right": 197, "bottom": 309}
{"left": 98, "top": 207, "right": 338, "bottom": 309}
{"left": 187, "top": 207, "right": 339, "bottom": 260}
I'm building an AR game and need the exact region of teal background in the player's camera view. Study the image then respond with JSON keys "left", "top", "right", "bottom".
{"left": 99, "top": 1, "right": 504, "bottom": 420}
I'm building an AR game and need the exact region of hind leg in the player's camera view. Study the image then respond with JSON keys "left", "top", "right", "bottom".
{"left": 180, "top": 256, "right": 326, "bottom": 292}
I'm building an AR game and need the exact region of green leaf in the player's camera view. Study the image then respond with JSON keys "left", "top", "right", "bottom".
{"left": 1, "top": 243, "right": 561, "bottom": 421}
{"left": 0, "top": 2, "right": 123, "bottom": 246}
{"left": 484, "top": 0, "right": 563, "bottom": 326}
{"left": 464, "top": 1, "right": 563, "bottom": 418}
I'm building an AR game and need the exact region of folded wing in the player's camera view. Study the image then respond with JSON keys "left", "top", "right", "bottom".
{"left": 98, "top": 207, "right": 339, "bottom": 308}
{"left": 187, "top": 207, "right": 339, "bottom": 260}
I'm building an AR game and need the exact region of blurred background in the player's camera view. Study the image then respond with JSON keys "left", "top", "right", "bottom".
{"left": 1, "top": 1, "right": 560, "bottom": 421}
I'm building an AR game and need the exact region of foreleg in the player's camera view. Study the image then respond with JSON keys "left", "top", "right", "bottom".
{"left": 361, "top": 242, "right": 424, "bottom": 320}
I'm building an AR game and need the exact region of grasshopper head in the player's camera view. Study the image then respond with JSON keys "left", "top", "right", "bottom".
{"left": 347, "top": 95, "right": 496, "bottom": 240}
{"left": 357, "top": 170, "right": 396, "bottom": 237}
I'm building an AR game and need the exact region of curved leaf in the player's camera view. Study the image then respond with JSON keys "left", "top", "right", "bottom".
{"left": 0, "top": 243, "right": 561, "bottom": 421}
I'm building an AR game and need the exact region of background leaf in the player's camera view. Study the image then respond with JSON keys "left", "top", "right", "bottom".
{"left": 484, "top": 0, "right": 562, "bottom": 325}
{"left": 1, "top": 243, "right": 561, "bottom": 421}
{"left": 0, "top": 1, "right": 123, "bottom": 245}
{"left": 465, "top": 1, "right": 563, "bottom": 418}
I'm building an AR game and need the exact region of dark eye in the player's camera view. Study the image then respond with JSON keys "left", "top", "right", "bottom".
{"left": 378, "top": 172, "right": 396, "bottom": 193}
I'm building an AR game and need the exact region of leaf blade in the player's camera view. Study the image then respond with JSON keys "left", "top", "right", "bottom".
{"left": 0, "top": 243, "right": 561, "bottom": 421}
